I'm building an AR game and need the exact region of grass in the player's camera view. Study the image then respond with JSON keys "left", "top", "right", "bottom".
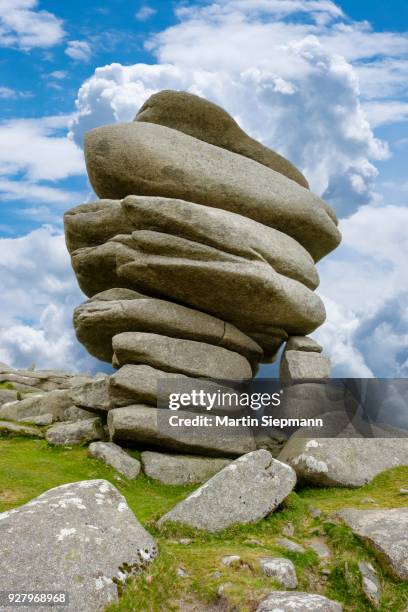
{"left": 0, "top": 437, "right": 408, "bottom": 611}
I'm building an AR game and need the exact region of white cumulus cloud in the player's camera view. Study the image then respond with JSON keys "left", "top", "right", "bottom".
{"left": 65, "top": 40, "right": 92, "bottom": 62}
{"left": 0, "top": 0, "right": 65, "bottom": 50}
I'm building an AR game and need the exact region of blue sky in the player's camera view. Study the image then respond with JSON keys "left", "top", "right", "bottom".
{"left": 0, "top": 0, "right": 407, "bottom": 376}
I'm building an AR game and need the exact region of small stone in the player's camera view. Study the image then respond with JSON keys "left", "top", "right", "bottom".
{"left": 217, "top": 582, "right": 233, "bottom": 595}
{"left": 399, "top": 488, "right": 408, "bottom": 494}
{"left": 306, "top": 537, "right": 331, "bottom": 559}
{"left": 361, "top": 498, "right": 376, "bottom": 504}
{"left": 245, "top": 538, "right": 263, "bottom": 546}
{"left": 46, "top": 418, "right": 105, "bottom": 446}
{"left": 176, "top": 567, "right": 188, "bottom": 578}
{"left": 309, "top": 506, "right": 322, "bottom": 518}
{"left": 178, "top": 538, "right": 192, "bottom": 546}
{"left": 282, "top": 522, "right": 295, "bottom": 536}
{"left": 221, "top": 555, "right": 240, "bottom": 567}
{"left": 88, "top": 441, "right": 141, "bottom": 479}
{"left": 259, "top": 557, "right": 298, "bottom": 589}
{"left": 275, "top": 538, "right": 305, "bottom": 554}
{"left": 358, "top": 561, "right": 381, "bottom": 608}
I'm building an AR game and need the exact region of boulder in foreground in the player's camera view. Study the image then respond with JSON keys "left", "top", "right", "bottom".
{"left": 0, "top": 480, "right": 158, "bottom": 612}
{"left": 88, "top": 441, "right": 141, "bottom": 479}
{"left": 158, "top": 449, "right": 296, "bottom": 532}
{"left": 256, "top": 591, "right": 342, "bottom": 611}
{"left": 335, "top": 507, "right": 408, "bottom": 580}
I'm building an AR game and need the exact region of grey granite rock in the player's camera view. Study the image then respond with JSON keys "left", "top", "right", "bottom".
{"left": 88, "top": 441, "right": 141, "bottom": 479}
{"left": 280, "top": 350, "right": 331, "bottom": 384}
{"left": 158, "top": 450, "right": 296, "bottom": 532}
{"left": 108, "top": 406, "right": 256, "bottom": 457}
{"left": 84, "top": 122, "right": 340, "bottom": 261}
{"left": 17, "top": 413, "right": 54, "bottom": 425}
{"left": 286, "top": 336, "right": 323, "bottom": 352}
{"left": 0, "top": 420, "right": 43, "bottom": 438}
{"left": 358, "top": 561, "right": 381, "bottom": 608}
{"left": 278, "top": 437, "right": 408, "bottom": 487}
{"left": 46, "top": 418, "right": 105, "bottom": 446}
{"left": 0, "top": 389, "right": 72, "bottom": 422}
{"left": 0, "top": 388, "right": 18, "bottom": 406}
{"left": 256, "top": 591, "right": 342, "bottom": 611}
{"left": 275, "top": 538, "right": 306, "bottom": 554}
{"left": 259, "top": 557, "right": 298, "bottom": 588}
{"left": 70, "top": 377, "right": 112, "bottom": 412}
{"left": 335, "top": 507, "right": 408, "bottom": 579}
{"left": 135, "top": 90, "right": 309, "bottom": 187}
{"left": 64, "top": 405, "right": 97, "bottom": 421}
{"left": 0, "top": 480, "right": 158, "bottom": 612}
{"left": 141, "top": 451, "right": 231, "bottom": 484}
{"left": 74, "top": 286, "right": 263, "bottom": 365}
{"left": 111, "top": 332, "right": 253, "bottom": 379}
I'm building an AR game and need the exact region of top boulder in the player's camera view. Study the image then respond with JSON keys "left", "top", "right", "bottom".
{"left": 135, "top": 90, "right": 309, "bottom": 189}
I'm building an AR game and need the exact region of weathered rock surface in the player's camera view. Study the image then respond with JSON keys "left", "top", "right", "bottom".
{"left": 0, "top": 480, "right": 158, "bottom": 612}
{"left": 335, "top": 507, "right": 408, "bottom": 579}
{"left": 18, "top": 413, "right": 54, "bottom": 425}
{"left": 141, "top": 451, "right": 231, "bottom": 484}
{"left": 46, "top": 418, "right": 105, "bottom": 446}
{"left": 278, "top": 437, "right": 408, "bottom": 487}
{"left": 70, "top": 377, "right": 112, "bottom": 412}
{"left": 0, "top": 389, "right": 72, "bottom": 422}
{"left": 275, "top": 538, "right": 305, "bottom": 553}
{"left": 72, "top": 235, "right": 325, "bottom": 341}
{"left": 158, "top": 450, "right": 296, "bottom": 532}
{"left": 0, "top": 420, "right": 43, "bottom": 438}
{"left": 280, "top": 350, "right": 331, "bottom": 384}
{"left": 358, "top": 561, "right": 381, "bottom": 608}
{"left": 108, "top": 406, "right": 256, "bottom": 457}
{"left": 286, "top": 336, "right": 322, "bottom": 352}
{"left": 74, "top": 285, "right": 263, "bottom": 364}
{"left": 84, "top": 122, "right": 340, "bottom": 261}
{"left": 0, "top": 388, "right": 18, "bottom": 406}
{"left": 88, "top": 441, "right": 141, "bottom": 479}
{"left": 135, "top": 90, "right": 309, "bottom": 188}
{"left": 109, "top": 364, "right": 185, "bottom": 407}
{"left": 256, "top": 592, "right": 342, "bottom": 611}
{"left": 112, "top": 332, "right": 253, "bottom": 379}
{"left": 259, "top": 557, "right": 298, "bottom": 588}
{"left": 64, "top": 405, "right": 97, "bottom": 421}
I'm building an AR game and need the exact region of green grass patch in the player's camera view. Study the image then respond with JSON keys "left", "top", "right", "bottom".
{"left": 1, "top": 438, "right": 408, "bottom": 611}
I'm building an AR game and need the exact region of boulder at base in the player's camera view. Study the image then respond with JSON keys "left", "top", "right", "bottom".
{"left": 88, "top": 442, "right": 141, "bottom": 479}
{"left": 0, "top": 480, "right": 158, "bottom": 612}
{"left": 141, "top": 451, "right": 231, "bottom": 485}
{"left": 278, "top": 437, "right": 408, "bottom": 487}
{"left": 46, "top": 418, "right": 105, "bottom": 446}
{"left": 108, "top": 406, "right": 256, "bottom": 457}
{"left": 256, "top": 591, "right": 342, "bottom": 611}
{"left": 335, "top": 507, "right": 408, "bottom": 580}
{"left": 158, "top": 450, "right": 296, "bottom": 532}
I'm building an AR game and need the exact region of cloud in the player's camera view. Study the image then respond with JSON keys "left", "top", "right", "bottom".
{"left": 0, "top": 86, "right": 31, "bottom": 99}
{"left": 0, "top": 0, "right": 65, "bottom": 50}
{"left": 0, "top": 227, "right": 105, "bottom": 373}
{"left": 65, "top": 40, "right": 92, "bottom": 62}
{"left": 135, "top": 5, "right": 157, "bottom": 21}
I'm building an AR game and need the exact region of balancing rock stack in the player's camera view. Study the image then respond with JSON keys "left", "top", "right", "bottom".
{"left": 64, "top": 90, "right": 341, "bottom": 446}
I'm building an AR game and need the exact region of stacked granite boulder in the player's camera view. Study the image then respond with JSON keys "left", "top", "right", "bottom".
{"left": 63, "top": 90, "right": 340, "bottom": 446}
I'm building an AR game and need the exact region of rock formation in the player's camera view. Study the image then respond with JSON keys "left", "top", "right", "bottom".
{"left": 63, "top": 90, "right": 339, "bottom": 424}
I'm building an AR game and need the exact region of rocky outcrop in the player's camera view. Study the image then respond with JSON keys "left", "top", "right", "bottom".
{"left": 158, "top": 450, "right": 296, "bottom": 532}
{"left": 0, "top": 480, "right": 158, "bottom": 611}
{"left": 61, "top": 90, "right": 339, "bottom": 454}
{"left": 256, "top": 592, "right": 342, "bottom": 611}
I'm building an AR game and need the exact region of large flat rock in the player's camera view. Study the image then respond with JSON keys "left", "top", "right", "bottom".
{"left": 256, "top": 591, "right": 342, "bottom": 611}
{"left": 111, "top": 332, "right": 253, "bottom": 379}
{"left": 84, "top": 122, "right": 340, "bottom": 261}
{"left": 108, "top": 406, "right": 256, "bottom": 457}
{"left": 278, "top": 437, "right": 408, "bottom": 487}
{"left": 0, "top": 480, "right": 158, "bottom": 611}
{"left": 135, "top": 90, "right": 309, "bottom": 188}
{"left": 74, "top": 287, "right": 263, "bottom": 365}
{"left": 335, "top": 507, "right": 408, "bottom": 580}
{"left": 158, "top": 450, "right": 296, "bottom": 532}
{"left": 141, "top": 451, "right": 231, "bottom": 484}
